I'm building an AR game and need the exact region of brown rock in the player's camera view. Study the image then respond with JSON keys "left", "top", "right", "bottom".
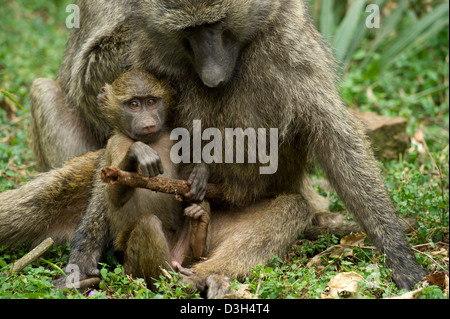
{"left": 354, "top": 111, "right": 409, "bottom": 160}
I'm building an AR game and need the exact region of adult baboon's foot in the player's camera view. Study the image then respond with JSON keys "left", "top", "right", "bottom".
{"left": 183, "top": 273, "right": 232, "bottom": 299}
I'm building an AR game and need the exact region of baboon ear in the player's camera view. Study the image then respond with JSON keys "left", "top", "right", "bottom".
{"left": 98, "top": 86, "right": 108, "bottom": 107}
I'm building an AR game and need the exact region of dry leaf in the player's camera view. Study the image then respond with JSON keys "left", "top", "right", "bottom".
{"left": 340, "top": 232, "right": 367, "bottom": 247}
{"left": 414, "top": 126, "right": 425, "bottom": 144}
{"left": 423, "top": 272, "right": 447, "bottom": 289}
{"left": 223, "top": 284, "right": 254, "bottom": 299}
{"left": 327, "top": 272, "right": 364, "bottom": 298}
{"left": 307, "top": 244, "right": 356, "bottom": 268}
{"left": 307, "top": 245, "right": 343, "bottom": 268}
{"left": 409, "top": 137, "right": 426, "bottom": 156}
{"left": 329, "top": 245, "right": 346, "bottom": 258}
{"left": 366, "top": 87, "right": 375, "bottom": 101}
{"left": 0, "top": 93, "right": 18, "bottom": 120}
{"left": 386, "top": 289, "right": 423, "bottom": 299}
{"left": 159, "top": 267, "right": 172, "bottom": 280}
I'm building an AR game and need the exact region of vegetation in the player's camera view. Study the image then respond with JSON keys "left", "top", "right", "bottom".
{"left": 0, "top": 0, "right": 448, "bottom": 299}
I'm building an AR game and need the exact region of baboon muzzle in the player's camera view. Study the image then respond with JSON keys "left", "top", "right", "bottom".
{"left": 186, "top": 24, "right": 240, "bottom": 88}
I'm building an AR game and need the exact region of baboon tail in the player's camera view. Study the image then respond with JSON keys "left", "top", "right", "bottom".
{"left": 0, "top": 151, "right": 101, "bottom": 246}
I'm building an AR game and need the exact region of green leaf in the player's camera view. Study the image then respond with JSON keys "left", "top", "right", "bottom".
{"left": 0, "top": 90, "right": 26, "bottom": 112}
{"left": 100, "top": 268, "right": 108, "bottom": 280}
{"left": 378, "top": 2, "right": 449, "bottom": 71}
{"left": 320, "top": 0, "right": 335, "bottom": 40}
{"left": 361, "top": 0, "right": 408, "bottom": 69}
{"left": 333, "top": 0, "right": 367, "bottom": 62}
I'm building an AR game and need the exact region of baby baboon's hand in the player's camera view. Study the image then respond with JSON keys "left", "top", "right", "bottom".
{"left": 186, "top": 162, "right": 209, "bottom": 201}
{"left": 128, "top": 141, "right": 164, "bottom": 177}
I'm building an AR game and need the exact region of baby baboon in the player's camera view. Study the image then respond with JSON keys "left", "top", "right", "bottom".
{"left": 64, "top": 70, "right": 211, "bottom": 288}
{"left": 10, "top": 0, "right": 427, "bottom": 297}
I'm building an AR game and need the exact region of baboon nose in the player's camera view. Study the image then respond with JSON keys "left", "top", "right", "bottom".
{"left": 204, "top": 78, "right": 225, "bottom": 88}
{"left": 201, "top": 67, "right": 226, "bottom": 88}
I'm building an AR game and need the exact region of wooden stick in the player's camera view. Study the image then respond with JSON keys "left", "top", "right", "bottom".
{"left": 11, "top": 237, "right": 54, "bottom": 273}
{"left": 99, "top": 167, "right": 419, "bottom": 238}
{"left": 100, "top": 166, "right": 225, "bottom": 201}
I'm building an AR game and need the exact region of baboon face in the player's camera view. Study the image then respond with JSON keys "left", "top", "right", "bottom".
{"left": 119, "top": 95, "right": 165, "bottom": 143}
{"left": 182, "top": 21, "right": 241, "bottom": 88}
{"left": 141, "top": 0, "right": 279, "bottom": 88}
{"left": 100, "top": 71, "right": 170, "bottom": 143}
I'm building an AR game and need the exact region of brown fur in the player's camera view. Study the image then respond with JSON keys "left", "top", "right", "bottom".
{"left": 0, "top": 151, "right": 100, "bottom": 246}
{"left": 57, "top": 71, "right": 211, "bottom": 289}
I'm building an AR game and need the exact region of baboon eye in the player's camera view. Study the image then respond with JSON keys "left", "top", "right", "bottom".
{"left": 147, "top": 99, "right": 157, "bottom": 106}
{"left": 129, "top": 100, "right": 140, "bottom": 108}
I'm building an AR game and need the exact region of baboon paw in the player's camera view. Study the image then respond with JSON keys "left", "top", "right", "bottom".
{"left": 313, "top": 212, "right": 345, "bottom": 226}
{"left": 182, "top": 273, "right": 206, "bottom": 293}
{"left": 205, "top": 274, "right": 232, "bottom": 299}
{"left": 393, "top": 268, "right": 428, "bottom": 291}
{"left": 51, "top": 274, "right": 100, "bottom": 291}
{"left": 182, "top": 273, "right": 232, "bottom": 299}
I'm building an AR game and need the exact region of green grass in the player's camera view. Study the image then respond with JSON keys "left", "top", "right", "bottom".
{"left": 0, "top": 0, "right": 448, "bottom": 299}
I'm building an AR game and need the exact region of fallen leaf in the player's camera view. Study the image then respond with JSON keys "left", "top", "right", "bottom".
{"left": 223, "top": 284, "right": 254, "bottom": 299}
{"left": 307, "top": 245, "right": 344, "bottom": 268}
{"left": 340, "top": 232, "right": 367, "bottom": 247}
{"left": 159, "top": 266, "right": 172, "bottom": 280}
{"left": 409, "top": 137, "right": 426, "bottom": 156}
{"left": 327, "top": 272, "right": 364, "bottom": 298}
{"left": 366, "top": 87, "right": 375, "bottom": 101}
{"left": 386, "top": 289, "right": 423, "bottom": 299}
{"left": 423, "top": 272, "right": 447, "bottom": 289}
{"left": 414, "top": 126, "right": 425, "bottom": 144}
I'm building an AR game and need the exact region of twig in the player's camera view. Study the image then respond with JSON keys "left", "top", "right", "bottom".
{"left": 11, "top": 238, "right": 54, "bottom": 273}
{"left": 100, "top": 167, "right": 421, "bottom": 239}
{"left": 255, "top": 273, "right": 263, "bottom": 297}
{"left": 100, "top": 166, "right": 225, "bottom": 202}
{"left": 412, "top": 247, "right": 448, "bottom": 273}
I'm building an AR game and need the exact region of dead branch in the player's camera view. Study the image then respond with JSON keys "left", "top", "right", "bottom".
{"left": 100, "top": 167, "right": 419, "bottom": 239}
{"left": 11, "top": 237, "right": 54, "bottom": 273}
{"left": 100, "top": 166, "right": 225, "bottom": 202}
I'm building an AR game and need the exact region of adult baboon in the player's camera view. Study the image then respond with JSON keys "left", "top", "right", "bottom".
{"left": 4, "top": 0, "right": 426, "bottom": 297}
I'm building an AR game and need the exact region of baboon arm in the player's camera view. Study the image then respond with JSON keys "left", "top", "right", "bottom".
{"left": 311, "top": 107, "right": 427, "bottom": 289}
{"left": 104, "top": 134, "right": 137, "bottom": 207}
{"left": 53, "top": 189, "right": 109, "bottom": 288}
{"left": 61, "top": 20, "right": 131, "bottom": 141}
{"left": 312, "top": 110, "right": 400, "bottom": 235}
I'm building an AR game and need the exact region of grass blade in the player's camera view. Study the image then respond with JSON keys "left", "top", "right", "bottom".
{"left": 333, "top": 0, "right": 367, "bottom": 62}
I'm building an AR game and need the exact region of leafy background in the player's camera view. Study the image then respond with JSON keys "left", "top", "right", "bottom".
{"left": 0, "top": 0, "right": 448, "bottom": 299}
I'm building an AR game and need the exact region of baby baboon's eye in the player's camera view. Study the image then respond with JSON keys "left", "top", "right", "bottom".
{"left": 147, "top": 99, "right": 157, "bottom": 106}
{"left": 129, "top": 100, "right": 140, "bottom": 108}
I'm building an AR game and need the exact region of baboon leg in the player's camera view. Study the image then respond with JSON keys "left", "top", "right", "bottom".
{"left": 29, "top": 78, "right": 101, "bottom": 170}
{"left": 124, "top": 214, "right": 171, "bottom": 289}
{"left": 184, "top": 194, "right": 314, "bottom": 299}
{"left": 169, "top": 215, "right": 195, "bottom": 275}
{"left": 184, "top": 202, "right": 210, "bottom": 259}
{"left": 0, "top": 151, "right": 99, "bottom": 247}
